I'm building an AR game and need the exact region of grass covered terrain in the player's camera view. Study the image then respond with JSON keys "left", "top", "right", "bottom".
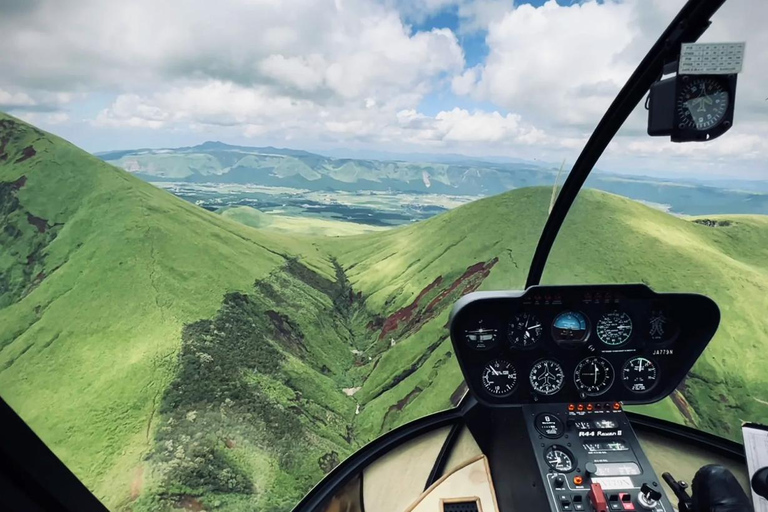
{"left": 2, "top": 111, "right": 768, "bottom": 511}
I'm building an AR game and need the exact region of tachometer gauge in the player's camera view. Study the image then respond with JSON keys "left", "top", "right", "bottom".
{"left": 545, "top": 445, "right": 575, "bottom": 473}
{"left": 481, "top": 359, "right": 517, "bottom": 397}
{"left": 552, "top": 311, "right": 590, "bottom": 343}
{"left": 622, "top": 356, "right": 658, "bottom": 393}
{"left": 596, "top": 311, "right": 633, "bottom": 346}
{"left": 464, "top": 318, "right": 499, "bottom": 350}
{"left": 508, "top": 312, "right": 543, "bottom": 348}
{"left": 574, "top": 357, "right": 614, "bottom": 396}
{"left": 529, "top": 360, "right": 565, "bottom": 396}
{"left": 676, "top": 77, "right": 729, "bottom": 131}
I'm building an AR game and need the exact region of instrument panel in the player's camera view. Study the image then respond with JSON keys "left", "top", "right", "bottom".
{"left": 449, "top": 284, "right": 719, "bottom": 406}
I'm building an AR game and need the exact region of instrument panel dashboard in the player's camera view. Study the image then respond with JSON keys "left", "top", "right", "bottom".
{"left": 449, "top": 284, "right": 719, "bottom": 406}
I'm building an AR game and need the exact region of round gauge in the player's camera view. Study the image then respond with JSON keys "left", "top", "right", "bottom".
{"left": 529, "top": 360, "right": 566, "bottom": 396}
{"left": 508, "top": 312, "right": 543, "bottom": 348}
{"left": 463, "top": 318, "right": 499, "bottom": 350}
{"left": 552, "top": 311, "right": 590, "bottom": 343}
{"left": 622, "top": 356, "right": 659, "bottom": 393}
{"left": 647, "top": 308, "right": 677, "bottom": 343}
{"left": 574, "top": 357, "right": 614, "bottom": 396}
{"left": 676, "top": 77, "right": 729, "bottom": 131}
{"left": 481, "top": 359, "right": 518, "bottom": 397}
{"left": 545, "top": 445, "right": 575, "bottom": 473}
{"left": 596, "top": 311, "right": 633, "bottom": 346}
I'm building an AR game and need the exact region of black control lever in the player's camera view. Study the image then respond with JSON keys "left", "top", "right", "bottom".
{"left": 662, "top": 472, "right": 693, "bottom": 512}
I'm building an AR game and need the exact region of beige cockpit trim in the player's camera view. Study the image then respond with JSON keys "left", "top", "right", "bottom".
{"left": 403, "top": 454, "right": 499, "bottom": 512}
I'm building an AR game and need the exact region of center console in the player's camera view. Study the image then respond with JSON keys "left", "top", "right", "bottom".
{"left": 524, "top": 402, "right": 672, "bottom": 512}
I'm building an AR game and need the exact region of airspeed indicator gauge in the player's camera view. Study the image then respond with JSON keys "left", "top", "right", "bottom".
{"left": 508, "top": 312, "right": 543, "bottom": 348}
{"left": 597, "top": 311, "right": 633, "bottom": 346}
{"left": 574, "top": 356, "right": 614, "bottom": 396}
{"left": 481, "top": 359, "right": 518, "bottom": 397}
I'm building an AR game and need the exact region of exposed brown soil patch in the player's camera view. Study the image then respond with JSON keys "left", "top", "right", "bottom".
{"left": 382, "top": 387, "right": 423, "bottom": 428}
{"left": 176, "top": 496, "right": 206, "bottom": 511}
{"left": 378, "top": 276, "right": 443, "bottom": 339}
{"left": 27, "top": 213, "right": 48, "bottom": 233}
{"left": 129, "top": 465, "right": 144, "bottom": 501}
{"left": 670, "top": 388, "right": 695, "bottom": 424}
{"left": 376, "top": 258, "right": 498, "bottom": 341}
{"left": 266, "top": 309, "right": 307, "bottom": 354}
{"left": 15, "top": 145, "right": 36, "bottom": 163}
{"left": 10, "top": 175, "right": 27, "bottom": 190}
{"left": 225, "top": 438, "right": 236, "bottom": 449}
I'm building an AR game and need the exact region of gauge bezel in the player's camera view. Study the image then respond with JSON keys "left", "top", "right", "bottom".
{"left": 573, "top": 356, "right": 615, "bottom": 396}
{"left": 675, "top": 76, "right": 729, "bottom": 132}
{"left": 551, "top": 310, "right": 591, "bottom": 343}
{"left": 596, "top": 311, "right": 633, "bottom": 346}
{"left": 529, "top": 359, "right": 566, "bottom": 396}
{"left": 621, "top": 356, "right": 659, "bottom": 394}
{"left": 544, "top": 445, "right": 576, "bottom": 473}
{"left": 507, "top": 311, "right": 543, "bottom": 349}
{"left": 481, "top": 359, "right": 518, "bottom": 397}
{"left": 463, "top": 319, "right": 500, "bottom": 351}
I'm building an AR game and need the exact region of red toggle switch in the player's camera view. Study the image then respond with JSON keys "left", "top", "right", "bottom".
{"left": 589, "top": 483, "right": 609, "bottom": 512}
{"left": 619, "top": 492, "right": 635, "bottom": 510}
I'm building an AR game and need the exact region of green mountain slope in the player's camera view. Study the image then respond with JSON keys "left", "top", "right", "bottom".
{"left": 3, "top": 112, "right": 768, "bottom": 511}
{"left": 0, "top": 113, "right": 333, "bottom": 508}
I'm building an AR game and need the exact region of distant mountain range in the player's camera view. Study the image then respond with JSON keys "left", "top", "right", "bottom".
{"left": 98, "top": 141, "right": 768, "bottom": 215}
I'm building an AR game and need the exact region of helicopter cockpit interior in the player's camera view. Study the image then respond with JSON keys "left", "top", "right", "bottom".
{"left": 286, "top": 1, "right": 766, "bottom": 512}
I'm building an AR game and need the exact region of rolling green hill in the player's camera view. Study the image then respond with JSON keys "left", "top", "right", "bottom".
{"left": 2, "top": 112, "right": 768, "bottom": 511}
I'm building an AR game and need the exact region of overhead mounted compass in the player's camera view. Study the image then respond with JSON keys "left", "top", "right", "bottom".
{"left": 676, "top": 77, "right": 729, "bottom": 131}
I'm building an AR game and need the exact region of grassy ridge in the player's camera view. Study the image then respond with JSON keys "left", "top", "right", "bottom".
{"left": 0, "top": 112, "right": 330, "bottom": 509}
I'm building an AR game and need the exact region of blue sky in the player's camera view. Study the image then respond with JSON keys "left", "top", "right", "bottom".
{"left": 1, "top": 0, "right": 766, "bottom": 178}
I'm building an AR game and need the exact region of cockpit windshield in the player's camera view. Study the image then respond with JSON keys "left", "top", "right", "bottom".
{"left": 0, "top": 0, "right": 765, "bottom": 511}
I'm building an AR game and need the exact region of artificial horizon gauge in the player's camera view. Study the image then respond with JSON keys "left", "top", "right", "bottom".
{"left": 529, "top": 360, "right": 565, "bottom": 396}
{"left": 508, "top": 312, "right": 543, "bottom": 348}
{"left": 481, "top": 359, "right": 518, "bottom": 396}
{"left": 596, "top": 311, "right": 633, "bottom": 346}
{"left": 464, "top": 318, "right": 499, "bottom": 350}
{"left": 622, "top": 356, "right": 659, "bottom": 393}
{"left": 552, "top": 311, "right": 590, "bottom": 343}
{"left": 676, "top": 77, "right": 729, "bottom": 131}
{"left": 574, "top": 356, "right": 614, "bottom": 396}
{"left": 544, "top": 445, "right": 575, "bottom": 473}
